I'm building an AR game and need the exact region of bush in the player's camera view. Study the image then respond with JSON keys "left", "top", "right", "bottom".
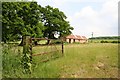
{"left": 111, "top": 40, "right": 120, "bottom": 43}
{"left": 100, "top": 40, "right": 108, "bottom": 43}
{"left": 50, "top": 40, "right": 62, "bottom": 44}
{"left": 100, "top": 40, "right": 120, "bottom": 43}
{"left": 54, "top": 40, "right": 62, "bottom": 44}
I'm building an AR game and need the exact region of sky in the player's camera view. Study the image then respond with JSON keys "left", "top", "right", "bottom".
{"left": 32, "top": 0, "right": 119, "bottom": 38}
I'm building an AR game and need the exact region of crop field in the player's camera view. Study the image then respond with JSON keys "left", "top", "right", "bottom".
{"left": 2, "top": 43, "right": 119, "bottom": 78}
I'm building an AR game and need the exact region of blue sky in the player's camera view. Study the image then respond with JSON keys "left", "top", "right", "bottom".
{"left": 33, "top": 0, "right": 119, "bottom": 38}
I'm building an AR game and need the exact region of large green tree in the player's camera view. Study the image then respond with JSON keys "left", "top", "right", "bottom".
{"left": 2, "top": 2, "right": 74, "bottom": 44}
{"left": 40, "top": 5, "right": 73, "bottom": 39}
{"left": 2, "top": 2, "right": 44, "bottom": 44}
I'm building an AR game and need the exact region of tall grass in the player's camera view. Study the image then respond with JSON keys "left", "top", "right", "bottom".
{"left": 2, "top": 43, "right": 118, "bottom": 78}
{"left": 2, "top": 43, "right": 23, "bottom": 78}
{"left": 60, "top": 43, "right": 118, "bottom": 78}
{"left": 0, "top": 44, "right": 2, "bottom": 79}
{"left": 2, "top": 43, "right": 62, "bottom": 78}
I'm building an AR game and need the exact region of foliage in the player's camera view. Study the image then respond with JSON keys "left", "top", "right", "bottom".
{"left": 100, "top": 40, "right": 109, "bottom": 43}
{"left": 40, "top": 5, "right": 73, "bottom": 39}
{"left": 2, "top": 2, "right": 44, "bottom": 43}
{"left": 89, "top": 36, "right": 120, "bottom": 40}
{"left": 49, "top": 40, "right": 62, "bottom": 44}
{"left": 53, "top": 40, "right": 62, "bottom": 44}
{"left": 100, "top": 40, "right": 120, "bottom": 43}
{"left": 111, "top": 40, "right": 120, "bottom": 43}
{"left": 2, "top": 2, "right": 74, "bottom": 43}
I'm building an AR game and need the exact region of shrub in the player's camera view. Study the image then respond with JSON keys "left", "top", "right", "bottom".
{"left": 54, "top": 40, "right": 62, "bottom": 44}
{"left": 111, "top": 40, "right": 120, "bottom": 43}
{"left": 101, "top": 40, "right": 120, "bottom": 43}
{"left": 101, "top": 40, "right": 108, "bottom": 43}
{"left": 50, "top": 40, "right": 62, "bottom": 44}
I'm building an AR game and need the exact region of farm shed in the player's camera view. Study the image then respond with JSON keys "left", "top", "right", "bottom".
{"left": 65, "top": 34, "right": 88, "bottom": 43}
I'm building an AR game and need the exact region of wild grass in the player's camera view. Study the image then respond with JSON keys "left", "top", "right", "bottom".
{"left": 2, "top": 43, "right": 118, "bottom": 78}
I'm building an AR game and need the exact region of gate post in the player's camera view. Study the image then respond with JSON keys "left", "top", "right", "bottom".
{"left": 22, "top": 36, "right": 32, "bottom": 73}
{"left": 61, "top": 38, "right": 64, "bottom": 56}
{"left": 62, "top": 41, "right": 64, "bottom": 55}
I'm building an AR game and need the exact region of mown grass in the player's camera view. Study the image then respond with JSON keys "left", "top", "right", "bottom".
{"left": 2, "top": 43, "right": 118, "bottom": 78}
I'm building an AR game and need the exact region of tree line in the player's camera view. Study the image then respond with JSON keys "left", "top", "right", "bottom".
{"left": 2, "top": 2, "right": 74, "bottom": 45}
{"left": 89, "top": 36, "right": 120, "bottom": 40}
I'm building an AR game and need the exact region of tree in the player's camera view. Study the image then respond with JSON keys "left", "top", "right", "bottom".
{"left": 2, "top": 2, "right": 74, "bottom": 45}
{"left": 40, "top": 5, "right": 73, "bottom": 39}
{"left": 2, "top": 2, "right": 20, "bottom": 42}
{"left": 2, "top": 2, "right": 44, "bottom": 44}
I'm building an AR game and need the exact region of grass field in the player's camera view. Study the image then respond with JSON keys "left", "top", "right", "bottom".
{"left": 2, "top": 43, "right": 119, "bottom": 78}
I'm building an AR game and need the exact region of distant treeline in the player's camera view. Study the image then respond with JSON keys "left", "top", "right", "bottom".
{"left": 89, "top": 36, "right": 120, "bottom": 39}
{"left": 100, "top": 40, "right": 120, "bottom": 43}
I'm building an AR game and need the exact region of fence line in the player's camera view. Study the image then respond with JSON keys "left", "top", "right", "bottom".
{"left": 23, "top": 36, "right": 64, "bottom": 59}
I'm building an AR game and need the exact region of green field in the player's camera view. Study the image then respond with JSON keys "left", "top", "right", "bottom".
{"left": 2, "top": 43, "right": 119, "bottom": 78}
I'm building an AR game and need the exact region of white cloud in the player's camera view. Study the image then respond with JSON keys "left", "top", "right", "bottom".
{"left": 68, "top": 0, "right": 119, "bottom": 38}
{"left": 34, "top": 0, "right": 119, "bottom": 37}
{"left": 75, "top": 6, "right": 98, "bottom": 18}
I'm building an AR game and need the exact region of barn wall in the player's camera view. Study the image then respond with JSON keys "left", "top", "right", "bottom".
{"left": 66, "top": 39, "right": 69, "bottom": 43}
{"left": 66, "top": 39, "right": 74, "bottom": 43}
{"left": 80, "top": 39, "right": 88, "bottom": 43}
{"left": 75, "top": 39, "right": 80, "bottom": 42}
{"left": 71, "top": 39, "right": 74, "bottom": 43}
{"left": 66, "top": 38, "right": 88, "bottom": 43}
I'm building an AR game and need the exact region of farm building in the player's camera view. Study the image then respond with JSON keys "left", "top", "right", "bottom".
{"left": 64, "top": 34, "right": 88, "bottom": 43}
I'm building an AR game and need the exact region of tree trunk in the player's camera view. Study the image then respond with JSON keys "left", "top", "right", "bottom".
{"left": 19, "top": 36, "right": 23, "bottom": 46}
{"left": 34, "top": 41, "right": 38, "bottom": 45}
{"left": 46, "top": 40, "right": 50, "bottom": 45}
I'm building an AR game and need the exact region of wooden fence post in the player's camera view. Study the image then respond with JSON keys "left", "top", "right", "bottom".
{"left": 22, "top": 36, "right": 32, "bottom": 74}
{"left": 62, "top": 39, "right": 64, "bottom": 56}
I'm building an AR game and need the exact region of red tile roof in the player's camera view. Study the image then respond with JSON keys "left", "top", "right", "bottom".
{"left": 66, "top": 35, "right": 77, "bottom": 39}
{"left": 66, "top": 35, "right": 87, "bottom": 40}
{"left": 81, "top": 36, "right": 87, "bottom": 39}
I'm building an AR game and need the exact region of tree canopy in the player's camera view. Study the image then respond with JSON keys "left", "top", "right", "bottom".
{"left": 40, "top": 5, "right": 73, "bottom": 39}
{"left": 2, "top": 2, "right": 43, "bottom": 43}
{"left": 2, "top": 2, "right": 74, "bottom": 43}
